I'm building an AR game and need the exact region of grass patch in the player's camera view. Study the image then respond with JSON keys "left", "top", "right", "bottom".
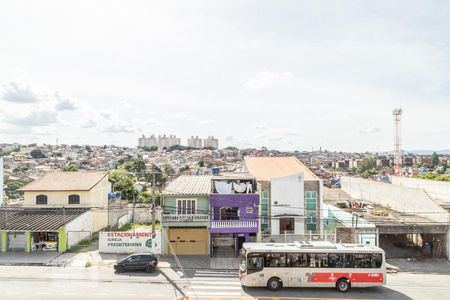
{"left": 116, "top": 221, "right": 161, "bottom": 232}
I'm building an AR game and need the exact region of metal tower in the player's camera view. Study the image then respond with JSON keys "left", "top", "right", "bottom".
{"left": 393, "top": 108, "right": 402, "bottom": 175}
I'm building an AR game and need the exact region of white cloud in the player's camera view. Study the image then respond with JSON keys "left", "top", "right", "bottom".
{"left": 0, "top": 80, "right": 42, "bottom": 103}
{"left": 4, "top": 109, "right": 59, "bottom": 126}
{"left": 80, "top": 118, "right": 97, "bottom": 128}
{"left": 99, "top": 122, "right": 136, "bottom": 133}
{"left": 54, "top": 92, "right": 79, "bottom": 111}
{"left": 255, "top": 124, "right": 267, "bottom": 130}
{"left": 188, "top": 118, "right": 215, "bottom": 125}
{"left": 358, "top": 126, "right": 381, "bottom": 134}
{"left": 244, "top": 71, "right": 294, "bottom": 91}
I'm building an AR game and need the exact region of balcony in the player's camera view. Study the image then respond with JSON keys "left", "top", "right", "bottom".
{"left": 162, "top": 214, "right": 209, "bottom": 222}
{"left": 210, "top": 219, "right": 258, "bottom": 233}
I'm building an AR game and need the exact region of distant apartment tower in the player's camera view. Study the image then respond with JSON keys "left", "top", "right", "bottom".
{"left": 138, "top": 134, "right": 180, "bottom": 150}
{"left": 203, "top": 136, "right": 219, "bottom": 149}
{"left": 187, "top": 136, "right": 203, "bottom": 149}
{"left": 138, "top": 134, "right": 158, "bottom": 148}
{"left": 158, "top": 134, "right": 181, "bottom": 150}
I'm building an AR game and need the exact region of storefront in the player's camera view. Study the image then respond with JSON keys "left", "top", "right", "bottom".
{"left": 0, "top": 208, "right": 90, "bottom": 253}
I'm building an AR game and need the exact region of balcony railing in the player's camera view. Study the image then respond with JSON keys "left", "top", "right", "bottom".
{"left": 162, "top": 214, "right": 209, "bottom": 222}
{"left": 211, "top": 220, "right": 258, "bottom": 229}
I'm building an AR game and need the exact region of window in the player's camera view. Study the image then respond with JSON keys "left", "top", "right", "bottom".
{"left": 220, "top": 207, "right": 239, "bottom": 220}
{"left": 68, "top": 194, "right": 80, "bottom": 205}
{"left": 247, "top": 253, "right": 264, "bottom": 274}
{"left": 287, "top": 253, "right": 310, "bottom": 267}
{"left": 306, "top": 191, "right": 317, "bottom": 231}
{"left": 36, "top": 195, "right": 48, "bottom": 205}
{"left": 264, "top": 253, "right": 287, "bottom": 268}
{"left": 280, "top": 218, "right": 295, "bottom": 234}
{"left": 246, "top": 207, "right": 253, "bottom": 214}
{"left": 177, "top": 199, "right": 196, "bottom": 214}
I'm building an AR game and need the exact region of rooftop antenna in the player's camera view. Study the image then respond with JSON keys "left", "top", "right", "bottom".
{"left": 392, "top": 108, "right": 402, "bottom": 175}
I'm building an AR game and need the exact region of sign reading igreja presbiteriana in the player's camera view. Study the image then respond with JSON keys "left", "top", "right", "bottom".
{"left": 99, "top": 231, "right": 161, "bottom": 254}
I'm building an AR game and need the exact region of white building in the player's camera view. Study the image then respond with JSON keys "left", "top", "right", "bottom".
{"left": 187, "top": 136, "right": 203, "bottom": 149}
{"left": 203, "top": 136, "right": 219, "bottom": 149}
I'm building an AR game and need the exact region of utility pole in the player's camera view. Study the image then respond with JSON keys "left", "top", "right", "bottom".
{"left": 152, "top": 173, "right": 156, "bottom": 238}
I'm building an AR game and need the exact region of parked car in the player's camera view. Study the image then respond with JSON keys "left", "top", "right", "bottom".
{"left": 114, "top": 253, "right": 158, "bottom": 273}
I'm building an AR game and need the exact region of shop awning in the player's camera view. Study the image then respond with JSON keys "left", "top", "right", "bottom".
{"left": 0, "top": 208, "right": 89, "bottom": 231}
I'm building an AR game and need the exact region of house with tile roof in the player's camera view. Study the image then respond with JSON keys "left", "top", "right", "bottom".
{"left": 161, "top": 175, "right": 212, "bottom": 255}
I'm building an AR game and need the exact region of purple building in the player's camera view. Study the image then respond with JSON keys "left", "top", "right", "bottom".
{"left": 209, "top": 174, "right": 259, "bottom": 257}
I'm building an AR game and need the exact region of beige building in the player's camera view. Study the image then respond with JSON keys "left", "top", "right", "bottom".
{"left": 187, "top": 136, "right": 203, "bottom": 149}
{"left": 203, "top": 136, "right": 219, "bottom": 149}
{"left": 19, "top": 171, "right": 111, "bottom": 232}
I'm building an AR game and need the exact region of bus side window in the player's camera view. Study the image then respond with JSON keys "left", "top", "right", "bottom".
{"left": 370, "top": 253, "right": 382, "bottom": 268}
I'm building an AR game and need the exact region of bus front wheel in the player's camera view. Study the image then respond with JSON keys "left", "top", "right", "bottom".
{"left": 267, "top": 277, "right": 282, "bottom": 291}
{"left": 336, "top": 278, "right": 351, "bottom": 293}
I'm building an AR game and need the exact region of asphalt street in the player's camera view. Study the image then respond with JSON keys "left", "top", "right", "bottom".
{"left": 0, "top": 266, "right": 449, "bottom": 300}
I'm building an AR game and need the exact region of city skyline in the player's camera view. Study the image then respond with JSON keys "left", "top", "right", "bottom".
{"left": 0, "top": 1, "right": 449, "bottom": 152}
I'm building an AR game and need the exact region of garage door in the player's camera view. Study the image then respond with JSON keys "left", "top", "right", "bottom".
{"left": 169, "top": 228, "right": 208, "bottom": 255}
{"left": 7, "top": 232, "right": 26, "bottom": 252}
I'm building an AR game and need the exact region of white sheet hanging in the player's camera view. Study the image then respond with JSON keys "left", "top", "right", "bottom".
{"left": 233, "top": 182, "right": 247, "bottom": 193}
{"left": 246, "top": 182, "right": 253, "bottom": 193}
{"left": 215, "top": 181, "right": 233, "bottom": 194}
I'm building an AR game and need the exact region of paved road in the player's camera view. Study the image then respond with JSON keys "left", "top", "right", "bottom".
{"left": 174, "top": 270, "right": 450, "bottom": 300}
{"left": 1, "top": 266, "right": 450, "bottom": 299}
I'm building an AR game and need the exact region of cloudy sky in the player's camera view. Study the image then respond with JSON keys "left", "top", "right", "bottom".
{"left": 0, "top": 1, "right": 449, "bottom": 152}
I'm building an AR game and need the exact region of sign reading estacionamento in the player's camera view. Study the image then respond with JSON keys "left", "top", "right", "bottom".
{"left": 99, "top": 231, "right": 161, "bottom": 254}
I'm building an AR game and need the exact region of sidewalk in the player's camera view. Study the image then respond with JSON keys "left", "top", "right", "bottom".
{"left": 159, "top": 255, "right": 239, "bottom": 270}
{"left": 387, "top": 257, "right": 450, "bottom": 274}
{"left": 0, "top": 252, "right": 64, "bottom": 266}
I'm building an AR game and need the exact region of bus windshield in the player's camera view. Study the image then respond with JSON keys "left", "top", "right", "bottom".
{"left": 239, "top": 250, "right": 246, "bottom": 273}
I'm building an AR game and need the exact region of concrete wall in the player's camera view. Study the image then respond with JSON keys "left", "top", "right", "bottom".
{"left": 391, "top": 176, "right": 450, "bottom": 200}
{"left": 341, "top": 176, "right": 449, "bottom": 223}
{"left": 91, "top": 208, "right": 108, "bottom": 232}
{"left": 66, "top": 211, "right": 92, "bottom": 248}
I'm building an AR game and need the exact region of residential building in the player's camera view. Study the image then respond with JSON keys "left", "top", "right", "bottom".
{"left": 18, "top": 171, "right": 111, "bottom": 232}
{"left": 203, "top": 136, "right": 219, "bottom": 149}
{"left": 161, "top": 175, "right": 211, "bottom": 255}
{"left": 243, "top": 156, "right": 324, "bottom": 241}
{"left": 187, "top": 136, "right": 203, "bottom": 149}
{"left": 138, "top": 134, "right": 158, "bottom": 148}
{"left": 209, "top": 173, "right": 259, "bottom": 257}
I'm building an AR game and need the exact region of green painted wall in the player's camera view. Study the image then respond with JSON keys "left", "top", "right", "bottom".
{"left": 1, "top": 231, "right": 6, "bottom": 252}
{"left": 58, "top": 226, "right": 67, "bottom": 252}
{"left": 25, "top": 231, "right": 31, "bottom": 253}
{"left": 162, "top": 195, "right": 210, "bottom": 227}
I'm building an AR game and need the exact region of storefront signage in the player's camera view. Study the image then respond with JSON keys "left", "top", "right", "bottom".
{"left": 99, "top": 231, "right": 161, "bottom": 254}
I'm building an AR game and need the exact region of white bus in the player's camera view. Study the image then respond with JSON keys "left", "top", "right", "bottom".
{"left": 239, "top": 241, "right": 386, "bottom": 292}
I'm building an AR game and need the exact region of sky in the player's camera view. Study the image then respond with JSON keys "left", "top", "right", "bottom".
{"left": 0, "top": 1, "right": 449, "bottom": 152}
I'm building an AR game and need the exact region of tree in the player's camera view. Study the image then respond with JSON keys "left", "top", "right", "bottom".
{"left": 30, "top": 149, "right": 46, "bottom": 159}
{"left": 85, "top": 145, "right": 92, "bottom": 152}
{"left": 5, "top": 180, "right": 27, "bottom": 199}
{"left": 109, "top": 170, "right": 137, "bottom": 201}
{"left": 198, "top": 160, "right": 205, "bottom": 167}
{"left": 431, "top": 152, "right": 439, "bottom": 167}
{"left": 163, "top": 162, "right": 175, "bottom": 175}
{"left": 143, "top": 164, "right": 168, "bottom": 191}
{"left": 123, "top": 157, "right": 146, "bottom": 174}
{"left": 63, "top": 165, "right": 79, "bottom": 171}
{"left": 143, "top": 146, "right": 158, "bottom": 152}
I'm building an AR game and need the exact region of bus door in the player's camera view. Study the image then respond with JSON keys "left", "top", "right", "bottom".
{"left": 246, "top": 253, "right": 265, "bottom": 286}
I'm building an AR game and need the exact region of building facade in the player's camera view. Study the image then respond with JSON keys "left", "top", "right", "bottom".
{"left": 244, "top": 157, "right": 323, "bottom": 241}
{"left": 187, "top": 136, "right": 203, "bottom": 149}
{"left": 203, "top": 136, "right": 219, "bottom": 149}
{"left": 161, "top": 176, "right": 212, "bottom": 255}
{"left": 209, "top": 174, "right": 259, "bottom": 257}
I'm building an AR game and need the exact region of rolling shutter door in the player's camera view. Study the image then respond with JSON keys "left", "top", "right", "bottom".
{"left": 7, "top": 232, "right": 26, "bottom": 252}
{"left": 169, "top": 228, "right": 208, "bottom": 255}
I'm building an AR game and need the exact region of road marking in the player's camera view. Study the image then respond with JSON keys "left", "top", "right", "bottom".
{"left": 186, "top": 291, "right": 242, "bottom": 296}
{"left": 188, "top": 281, "right": 241, "bottom": 285}
{"left": 35, "top": 292, "right": 52, "bottom": 295}
{"left": 190, "top": 285, "right": 242, "bottom": 290}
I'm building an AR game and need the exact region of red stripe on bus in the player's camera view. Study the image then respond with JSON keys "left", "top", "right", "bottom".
{"left": 309, "top": 272, "right": 384, "bottom": 283}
